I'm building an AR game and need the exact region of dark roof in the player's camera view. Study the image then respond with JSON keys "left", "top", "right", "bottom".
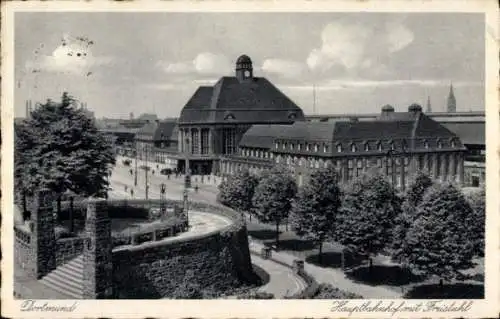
{"left": 239, "top": 124, "right": 293, "bottom": 149}
{"left": 136, "top": 120, "right": 178, "bottom": 142}
{"left": 441, "top": 122, "right": 485, "bottom": 145}
{"left": 137, "top": 121, "right": 157, "bottom": 137}
{"left": 179, "top": 76, "right": 304, "bottom": 124}
{"left": 237, "top": 55, "right": 252, "bottom": 64}
{"left": 240, "top": 111, "right": 465, "bottom": 152}
{"left": 153, "top": 121, "right": 177, "bottom": 141}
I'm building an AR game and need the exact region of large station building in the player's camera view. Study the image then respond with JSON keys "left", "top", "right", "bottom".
{"left": 220, "top": 104, "right": 467, "bottom": 189}
{"left": 109, "top": 54, "right": 480, "bottom": 189}
{"left": 170, "top": 54, "right": 305, "bottom": 175}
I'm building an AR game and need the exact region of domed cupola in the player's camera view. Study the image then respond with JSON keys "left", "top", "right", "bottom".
{"left": 235, "top": 54, "right": 253, "bottom": 82}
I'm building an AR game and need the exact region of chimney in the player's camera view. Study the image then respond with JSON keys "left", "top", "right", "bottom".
{"left": 408, "top": 103, "right": 423, "bottom": 115}
{"left": 381, "top": 104, "right": 395, "bottom": 118}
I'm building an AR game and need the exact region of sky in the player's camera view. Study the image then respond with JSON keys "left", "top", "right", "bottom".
{"left": 14, "top": 12, "right": 484, "bottom": 119}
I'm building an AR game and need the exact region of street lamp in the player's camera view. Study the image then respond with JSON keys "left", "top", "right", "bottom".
{"left": 160, "top": 183, "right": 166, "bottom": 217}
{"left": 183, "top": 136, "right": 191, "bottom": 227}
{"left": 134, "top": 141, "right": 138, "bottom": 186}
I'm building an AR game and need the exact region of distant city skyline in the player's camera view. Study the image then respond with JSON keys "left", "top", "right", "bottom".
{"left": 15, "top": 12, "right": 484, "bottom": 118}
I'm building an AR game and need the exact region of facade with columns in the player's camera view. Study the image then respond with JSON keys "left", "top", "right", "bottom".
{"left": 173, "top": 54, "right": 305, "bottom": 175}
{"left": 220, "top": 104, "right": 467, "bottom": 190}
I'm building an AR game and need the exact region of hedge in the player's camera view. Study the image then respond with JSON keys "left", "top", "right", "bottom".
{"left": 313, "top": 283, "right": 364, "bottom": 299}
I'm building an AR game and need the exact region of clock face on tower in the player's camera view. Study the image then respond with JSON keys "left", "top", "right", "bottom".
{"left": 244, "top": 70, "right": 250, "bottom": 78}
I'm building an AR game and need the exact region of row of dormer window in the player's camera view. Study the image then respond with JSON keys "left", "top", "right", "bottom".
{"left": 239, "top": 148, "right": 274, "bottom": 160}
{"left": 274, "top": 138, "right": 458, "bottom": 153}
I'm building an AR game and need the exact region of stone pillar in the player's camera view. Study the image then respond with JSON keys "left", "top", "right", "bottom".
{"left": 457, "top": 153, "right": 464, "bottom": 186}
{"left": 208, "top": 128, "right": 213, "bottom": 154}
{"left": 432, "top": 153, "right": 438, "bottom": 179}
{"left": 448, "top": 153, "right": 455, "bottom": 182}
{"left": 440, "top": 154, "right": 447, "bottom": 182}
{"left": 423, "top": 153, "right": 429, "bottom": 173}
{"left": 197, "top": 128, "right": 202, "bottom": 155}
{"left": 83, "top": 200, "right": 113, "bottom": 299}
{"left": 30, "top": 189, "right": 57, "bottom": 279}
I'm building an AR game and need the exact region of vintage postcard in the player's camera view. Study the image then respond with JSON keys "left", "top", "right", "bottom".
{"left": 1, "top": 0, "right": 499, "bottom": 318}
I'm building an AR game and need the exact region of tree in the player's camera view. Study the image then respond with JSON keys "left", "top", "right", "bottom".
{"left": 217, "top": 169, "right": 259, "bottom": 215}
{"left": 15, "top": 92, "right": 115, "bottom": 215}
{"left": 336, "top": 172, "right": 402, "bottom": 267}
{"left": 465, "top": 187, "right": 485, "bottom": 257}
{"left": 391, "top": 171, "right": 434, "bottom": 262}
{"left": 252, "top": 165, "right": 297, "bottom": 247}
{"left": 398, "top": 183, "right": 475, "bottom": 283}
{"left": 291, "top": 166, "right": 341, "bottom": 263}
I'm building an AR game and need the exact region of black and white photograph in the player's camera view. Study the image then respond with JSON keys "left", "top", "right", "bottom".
{"left": 2, "top": 1, "right": 498, "bottom": 318}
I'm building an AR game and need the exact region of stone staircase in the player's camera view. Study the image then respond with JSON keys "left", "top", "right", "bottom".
{"left": 39, "top": 255, "right": 84, "bottom": 299}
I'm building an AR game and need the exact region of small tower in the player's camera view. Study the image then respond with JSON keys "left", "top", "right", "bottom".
{"left": 447, "top": 83, "right": 456, "bottom": 112}
{"left": 235, "top": 54, "right": 253, "bottom": 82}
{"left": 426, "top": 96, "right": 432, "bottom": 113}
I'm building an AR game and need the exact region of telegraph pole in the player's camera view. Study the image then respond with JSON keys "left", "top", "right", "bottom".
{"left": 134, "top": 141, "right": 138, "bottom": 186}
{"left": 145, "top": 145, "right": 149, "bottom": 200}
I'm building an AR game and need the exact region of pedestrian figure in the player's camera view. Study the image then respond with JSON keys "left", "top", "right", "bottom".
{"left": 194, "top": 185, "right": 199, "bottom": 193}
{"left": 152, "top": 170, "right": 155, "bottom": 175}
{"left": 125, "top": 185, "right": 127, "bottom": 192}
{"left": 131, "top": 189, "right": 134, "bottom": 197}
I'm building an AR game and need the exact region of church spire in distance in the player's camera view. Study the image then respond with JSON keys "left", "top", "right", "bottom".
{"left": 447, "top": 83, "right": 456, "bottom": 113}
{"left": 426, "top": 96, "right": 432, "bottom": 113}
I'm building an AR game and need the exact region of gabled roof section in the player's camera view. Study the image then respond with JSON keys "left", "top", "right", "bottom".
{"left": 183, "top": 87, "right": 213, "bottom": 109}
{"left": 441, "top": 122, "right": 485, "bottom": 145}
{"left": 179, "top": 76, "right": 305, "bottom": 124}
{"left": 153, "top": 120, "right": 177, "bottom": 141}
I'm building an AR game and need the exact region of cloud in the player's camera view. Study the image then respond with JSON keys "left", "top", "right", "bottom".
{"left": 261, "top": 59, "right": 306, "bottom": 78}
{"left": 307, "top": 19, "right": 414, "bottom": 74}
{"left": 160, "top": 52, "right": 231, "bottom": 76}
{"left": 25, "top": 41, "right": 113, "bottom": 77}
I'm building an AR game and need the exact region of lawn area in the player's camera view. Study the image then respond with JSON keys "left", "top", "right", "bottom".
{"left": 245, "top": 215, "right": 484, "bottom": 298}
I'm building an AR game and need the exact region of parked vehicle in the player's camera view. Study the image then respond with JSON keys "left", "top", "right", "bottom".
{"left": 122, "top": 159, "right": 131, "bottom": 166}
{"left": 160, "top": 168, "right": 173, "bottom": 175}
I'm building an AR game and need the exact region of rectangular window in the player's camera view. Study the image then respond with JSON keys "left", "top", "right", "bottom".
{"left": 192, "top": 130, "right": 200, "bottom": 154}
{"left": 201, "top": 129, "right": 209, "bottom": 155}
{"left": 348, "top": 160, "right": 353, "bottom": 169}
{"left": 377, "top": 158, "right": 382, "bottom": 168}
{"left": 222, "top": 128, "right": 236, "bottom": 155}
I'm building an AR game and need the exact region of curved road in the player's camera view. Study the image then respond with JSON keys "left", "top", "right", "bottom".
{"left": 109, "top": 160, "right": 307, "bottom": 298}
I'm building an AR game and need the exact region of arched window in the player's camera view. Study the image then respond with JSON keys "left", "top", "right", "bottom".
{"left": 283, "top": 142, "right": 287, "bottom": 150}
{"left": 351, "top": 143, "right": 357, "bottom": 152}
{"left": 423, "top": 139, "right": 429, "bottom": 149}
{"left": 337, "top": 143, "right": 342, "bottom": 152}
{"left": 364, "top": 142, "right": 370, "bottom": 152}
{"left": 275, "top": 142, "right": 279, "bottom": 149}
{"left": 377, "top": 142, "right": 382, "bottom": 151}
{"left": 290, "top": 143, "right": 294, "bottom": 150}
{"left": 306, "top": 144, "right": 311, "bottom": 151}
{"left": 323, "top": 144, "right": 329, "bottom": 152}
{"left": 314, "top": 144, "right": 319, "bottom": 152}
{"left": 298, "top": 143, "right": 302, "bottom": 151}
{"left": 315, "top": 159, "right": 320, "bottom": 168}
{"left": 390, "top": 141, "right": 395, "bottom": 151}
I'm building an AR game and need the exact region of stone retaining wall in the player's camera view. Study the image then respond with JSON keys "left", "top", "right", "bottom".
{"left": 56, "top": 237, "right": 85, "bottom": 266}
{"left": 112, "top": 209, "right": 254, "bottom": 299}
